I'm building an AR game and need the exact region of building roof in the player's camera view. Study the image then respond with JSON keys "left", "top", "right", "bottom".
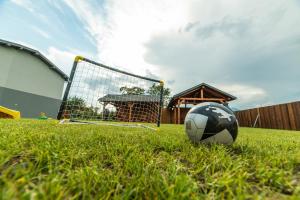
{"left": 168, "top": 83, "right": 237, "bottom": 107}
{"left": 0, "top": 39, "right": 68, "bottom": 81}
{"left": 99, "top": 94, "right": 160, "bottom": 103}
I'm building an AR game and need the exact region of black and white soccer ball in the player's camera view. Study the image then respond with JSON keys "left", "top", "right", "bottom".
{"left": 184, "top": 102, "right": 238, "bottom": 145}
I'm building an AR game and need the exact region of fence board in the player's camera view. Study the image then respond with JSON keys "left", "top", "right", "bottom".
{"left": 287, "top": 103, "right": 297, "bottom": 130}
{"left": 259, "top": 107, "right": 265, "bottom": 128}
{"left": 262, "top": 107, "right": 270, "bottom": 129}
{"left": 235, "top": 101, "right": 300, "bottom": 131}
{"left": 280, "top": 104, "right": 290, "bottom": 130}
{"left": 292, "top": 102, "right": 300, "bottom": 129}
{"left": 270, "top": 106, "right": 277, "bottom": 129}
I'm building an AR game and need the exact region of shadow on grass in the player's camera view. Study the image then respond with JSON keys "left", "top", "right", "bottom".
{"left": 225, "top": 145, "right": 259, "bottom": 156}
{"left": 0, "top": 154, "right": 24, "bottom": 175}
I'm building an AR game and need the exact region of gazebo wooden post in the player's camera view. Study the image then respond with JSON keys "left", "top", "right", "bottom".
{"left": 128, "top": 102, "right": 134, "bottom": 122}
{"left": 173, "top": 106, "right": 177, "bottom": 124}
{"left": 177, "top": 99, "right": 181, "bottom": 124}
{"left": 102, "top": 102, "right": 107, "bottom": 119}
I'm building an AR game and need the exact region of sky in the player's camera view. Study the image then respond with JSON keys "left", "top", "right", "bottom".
{"left": 0, "top": 0, "right": 300, "bottom": 109}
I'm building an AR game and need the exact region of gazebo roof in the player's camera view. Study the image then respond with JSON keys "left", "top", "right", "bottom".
{"left": 98, "top": 94, "right": 160, "bottom": 103}
{"left": 168, "top": 83, "right": 237, "bottom": 108}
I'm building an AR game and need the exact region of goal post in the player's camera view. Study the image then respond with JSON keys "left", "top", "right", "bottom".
{"left": 57, "top": 56, "right": 164, "bottom": 128}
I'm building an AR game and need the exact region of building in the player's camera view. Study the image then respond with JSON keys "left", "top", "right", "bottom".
{"left": 0, "top": 39, "right": 68, "bottom": 118}
{"left": 162, "top": 83, "right": 237, "bottom": 124}
{"left": 98, "top": 94, "right": 160, "bottom": 123}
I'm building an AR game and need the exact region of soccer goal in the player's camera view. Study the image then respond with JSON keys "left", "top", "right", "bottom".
{"left": 57, "top": 56, "right": 164, "bottom": 129}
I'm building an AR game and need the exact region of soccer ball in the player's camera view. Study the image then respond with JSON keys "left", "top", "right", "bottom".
{"left": 184, "top": 102, "right": 238, "bottom": 145}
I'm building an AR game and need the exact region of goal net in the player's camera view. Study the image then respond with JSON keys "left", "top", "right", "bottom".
{"left": 57, "top": 56, "right": 164, "bottom": 128}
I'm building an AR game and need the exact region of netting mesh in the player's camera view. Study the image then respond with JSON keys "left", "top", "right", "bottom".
{"left": 58, "top": 58, "right": 163, "bottom": 127}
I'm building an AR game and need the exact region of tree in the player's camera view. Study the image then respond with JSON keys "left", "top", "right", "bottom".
{"left": 120, "top": 86, "right": 145, "bottom": 95}
{"left": 65, "top": 96, "right": 101, "bottom": 118}
{"left": 66, "top": 96, "right": 86, "bottom": 109}
{"left": 119, "top": 84, "right": 172, "bottom": 107}
{"left": 147, "top": 83, "right": 171, "bottom": 107}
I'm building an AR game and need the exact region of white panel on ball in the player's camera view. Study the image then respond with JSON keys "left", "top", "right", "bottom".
{"left": 195, "top": 128, "right": 205, "bottom": 141}
{"left": 201, "top": 129, "right": 234, "bottom": 145}
{"left": 185, "top": 118, "right": 198, "bottom": 141}
{"left": 185, "top": 113, "right": 198, "bottom": 120}
{"left": 193, "top": 114, "right": 208, "bottom": 129}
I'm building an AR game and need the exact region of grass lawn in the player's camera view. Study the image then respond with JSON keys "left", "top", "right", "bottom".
{"left": 0, "top": 119, "right": 299, "bottom": 199}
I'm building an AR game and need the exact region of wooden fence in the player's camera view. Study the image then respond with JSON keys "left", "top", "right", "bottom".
{"left": 161, "top": 108, "right": 189, "bottom": 124}
{"left": 235, "top": 101, "right": 300, "bottom": 131}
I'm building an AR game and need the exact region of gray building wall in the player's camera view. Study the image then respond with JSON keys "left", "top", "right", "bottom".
{"left": 0, "top": 47, "right": 65, "bottom": 99}
{"left": 0, "top": 46, "right": 66, "bottom": 118}
{"left": 0, "top": 86, "right": 62, "bottom": 118}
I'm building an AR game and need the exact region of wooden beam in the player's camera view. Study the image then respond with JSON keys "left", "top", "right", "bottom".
{"left": 200, "top": 87, "right": 204, "bottom": 98}
{"left": 204, "top": 87, "right": 228, "bottom": 100}
{"left": 179, "top": 97, "right": 225, "bottom": 101}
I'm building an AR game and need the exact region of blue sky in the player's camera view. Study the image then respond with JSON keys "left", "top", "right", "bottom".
{"left": 0, "top": 0, "right": 97, "bottom": 61}
{"left": 1, "top": 0, "right": 300, "bottom": 109}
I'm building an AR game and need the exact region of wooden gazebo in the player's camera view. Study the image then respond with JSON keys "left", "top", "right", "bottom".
{"left": 167, "top": 83, "right": 236, "bottom": 124}
{"left": 98, "top": 94, "right": 160, "bottom": 123}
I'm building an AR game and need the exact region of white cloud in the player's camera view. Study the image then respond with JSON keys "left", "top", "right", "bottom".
{"left": 10, "top": 0, "right": 50, "bottom": 23}
{"left": 46, "top": 0, "right": 66, "bottom": 14}
{"left": 143, "top": 0, "right": 300, "bottom": 108}
{"left": 60, "top": 0, "right": 300, "bottom": 108}
{"left": 10, "top": 0, "right": 34, "bottom": 12}
{"left": 46, "top": 47, "right": 76, "bottom": 75}
{"left": 62, "top": 0, "right": 190, "bottom": 76}
{"left": 13, "top": 40, "right": 39, "bottom": 50}
{"left": 45, "top": 46, "right": 97, "bottom": 76}
{"left": 216, "top": 84, "right": 268, "bottom": 108}
{"left": 31, "top": 26, "right": 50, "bottom": 39}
